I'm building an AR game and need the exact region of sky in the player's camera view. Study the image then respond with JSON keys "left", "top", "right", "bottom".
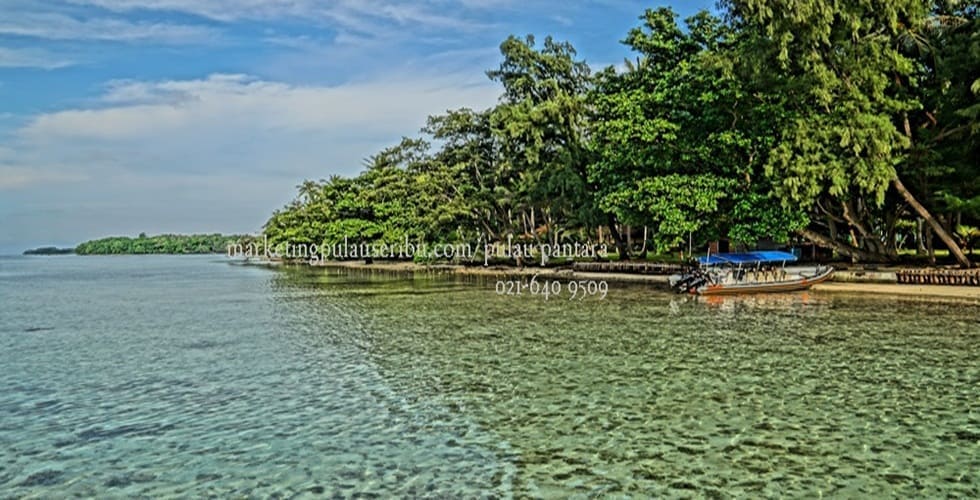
{"left": 0, "top": 0, "right": 714, "bottom": 254}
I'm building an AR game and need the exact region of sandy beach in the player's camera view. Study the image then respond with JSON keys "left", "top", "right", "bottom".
{"left": 811, "top": 282, "right": 980, "bottom": 300}
{"left": 291, "top": 260, "right": 980, "bottom": 301}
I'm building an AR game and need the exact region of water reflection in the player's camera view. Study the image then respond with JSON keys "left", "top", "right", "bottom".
{"left": 269, "top": 266, "right": 980, "bottom": 497}
{"left": 2, "top": 258, "right": 977, "bottom": 498}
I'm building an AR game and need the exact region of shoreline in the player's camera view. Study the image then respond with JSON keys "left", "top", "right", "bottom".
{"left": 809, "top": 282, "right": 980, "bottom": 300}
{"left": 237, "top": 259, "right": 980, "bottom": 301}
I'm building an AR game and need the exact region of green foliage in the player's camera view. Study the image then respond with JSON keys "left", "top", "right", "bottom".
{"left": 956, "top": 225, "right": 980, "bottom": 250}
{"left": 75, "top": 234, "right": 245, "bottom": 255}
{"left": 23, "top": 247, "right": 74, "bottom": 255}
{"left": 261, "top": 1, "right": 977, "bottom": 265}
{"left": 588, "top": 7, "right": 807, "bottom": 249}
{"left": 487, "top": 34, "right": 601, "bottom": 241}
{"left": 600, "top": 174, "right": 734, "bottom": 251}
{"left": 722, "top": 0, "right": 978, "bottom": 264}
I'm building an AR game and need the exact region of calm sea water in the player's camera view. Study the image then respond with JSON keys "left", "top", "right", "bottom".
{"left": 0, "top": 255, "right": 978, "bottom": 498}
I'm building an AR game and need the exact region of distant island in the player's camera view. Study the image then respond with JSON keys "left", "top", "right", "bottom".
{"left": 74, "top": 233, "right": 246, "bottom": 255}
{"left": 23, "top": 246, "right": 76, "bottom": 255}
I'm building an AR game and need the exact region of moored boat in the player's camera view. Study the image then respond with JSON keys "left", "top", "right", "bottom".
{"left": 669, "top": 251, "right": 833, "bottom": 295}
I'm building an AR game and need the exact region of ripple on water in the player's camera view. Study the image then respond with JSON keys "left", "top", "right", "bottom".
{"left": 0, "top": 257, "right": 977, "bottom": 497}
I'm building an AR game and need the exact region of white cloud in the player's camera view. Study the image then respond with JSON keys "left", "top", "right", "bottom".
{"left": 552, "top": 15, "right": 574, "bottom": 27}
{"left": 0, "top": 11, "right": 219, "bottom": 43}
{"left": 0, "top": 47, "right": 76, "bottom": 69}
{"left": 1, "top": 73, "right": 499, "bottom": 249}
{"left": 0, "top": 144, "right": 91, "bottom": 189}
{"left": 0, "top": 165, "right": 88, "bottom": 189}
{"left": 67, "top": 0, "right": 497, "bottom": 34}
{"left": 68, "top": 0, "right": 329, "bottom": 22}
{"left": 20, "top": 73, "right": 498, "bottom": 144}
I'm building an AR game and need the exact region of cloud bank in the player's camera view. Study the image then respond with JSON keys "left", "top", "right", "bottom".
{"left": 0, "top": 72, "right": 499, "bottom": 251}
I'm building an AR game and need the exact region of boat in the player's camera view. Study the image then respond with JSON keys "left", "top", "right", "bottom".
{"left": 669, "top": 251, "right": 833, "bottom": 295}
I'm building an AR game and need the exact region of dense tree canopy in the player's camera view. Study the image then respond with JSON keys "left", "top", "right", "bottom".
{"left": 264, "top": 0, "right": 978, "bottom": 267}
{"left": 75, "top": 234, "right": 246, "bottom": 255}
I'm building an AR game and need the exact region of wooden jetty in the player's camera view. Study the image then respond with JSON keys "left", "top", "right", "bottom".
{"left": 896, "top": 268, "right": 980, "bottom": 286}
{"left": 572, "top": 261, "right": 684, "bottom": 275}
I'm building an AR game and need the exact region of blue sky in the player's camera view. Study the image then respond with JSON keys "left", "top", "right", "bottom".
{"left": 0, "top": 0, "right": 714, "bottom": 254}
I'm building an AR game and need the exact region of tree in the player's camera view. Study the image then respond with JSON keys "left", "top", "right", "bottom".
{"left": 487, "top": 35, "right": 612, "bottom": 256}
{"left": 589, "top": 8, "right": 806, "bottom": 253}
{"left": 724, "top": 0, "right": 975, "bottom": 266}
{"left": 75, "top": 234, "right": 244, "bottom": 255}
{"left": 261, "top": 2, "right": 976, "bottom": 268}
{"left": 424, "top": 108, "right": 510, "bottom": 240}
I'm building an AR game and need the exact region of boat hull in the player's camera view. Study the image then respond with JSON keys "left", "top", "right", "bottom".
{"left": 694, "top": 267, "right": 834, "bottom": 296}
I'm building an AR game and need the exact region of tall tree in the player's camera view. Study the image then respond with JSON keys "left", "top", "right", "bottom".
{"left": 487, "top": 35, "right": 613, "bottom": 255}
{"left": 424, "top": 108, "right": 511, "bottom": 241}
{"left": 589, "top": 8, "right": 806, "bottom": 253}
{"left": 724, "top": 0, "right": 975, "bottom": 266}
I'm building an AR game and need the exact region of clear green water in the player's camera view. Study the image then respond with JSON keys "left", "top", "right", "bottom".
{"left": 1, "top": 255, "right": 977, "bottom": 497}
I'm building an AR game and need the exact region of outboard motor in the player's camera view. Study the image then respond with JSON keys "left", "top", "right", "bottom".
{"left": 672, "top": 265, "right": 707, "bottom": 294}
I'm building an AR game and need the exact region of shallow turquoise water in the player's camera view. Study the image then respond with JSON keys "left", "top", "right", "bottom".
{"left": 0, "top": 255, "right": 978, "bottom": 497}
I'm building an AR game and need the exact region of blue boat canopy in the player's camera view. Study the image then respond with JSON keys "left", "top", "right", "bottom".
{"left": 698, "top": 251, "right": 798, "bottom": 266}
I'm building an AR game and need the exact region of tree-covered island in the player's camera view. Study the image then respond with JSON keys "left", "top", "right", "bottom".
{"left": 75, "top": 233, "right": 247, "bottom": 255}
{"left": 22, "top": 247, "right": 75, "bottom": 255}
{"left": 259, "top": 1, "right": 976, "bottom": 267}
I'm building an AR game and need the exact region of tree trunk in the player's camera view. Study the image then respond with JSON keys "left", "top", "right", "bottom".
{"left": 897, "top": 111, "right": 971, "bottom": 267}
{"left": 884, "top": 210, "right": 899, "bottom": 258}
{"left": 799, "top": 229, "right": 881, "bottom": 262}
{"left": 545, "top": 210, "right": 556, "bottom": 247}
{"left": 606, "top": 214, "right": 630, "bottom": 261}
{"left": 478, "top": 215, "right": 497, "bottom": 241}
{"left": 916, "top": 218, "right": 926, "bottom": 256}
{"left": 842, "top": 199, "right": 885, "bottom": 256}
{"left": 639, "top": 226, "right": 649, "bottom": 258}
{"left": 892, "top": 176, "right": 972, "bottom": 268}
{"left": 530, "top": 207, "right": 536, "bottom": 239}
{"left": 926, "top": 224, "right": 935, "bottom": 265}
